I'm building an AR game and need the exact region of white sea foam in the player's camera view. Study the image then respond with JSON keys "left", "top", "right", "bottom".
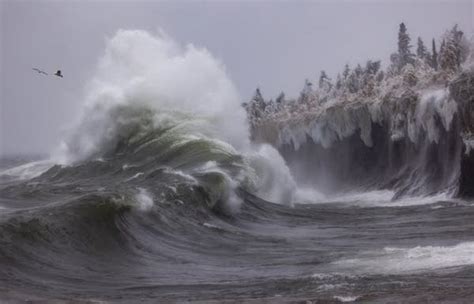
{"left": 135, "top": 188, "right": 154, "bottom": 211}
{"left": 247, "top": 144, "right": 296, "bottom": 205}
{"left": 326, "top": 190, "right": 395, "bottom": 205}
{"left": 294, "top": 189, "right": 394, "bottom": 206}
{"left": 293, "top": 187, "right": 327, "bottom": 204}
{"left": 126, "top": 172, "right": 144, "bottom": 181}
{"left": 334, "top": 241, "right": 474, "bottom": 275}
{"left": 202, "top": 222, "right": 219, "bottom": 229}
{"left": 167, "top": 185, "right": 177, "bottom": 193}
{"left": 294, "top": 188, "right": 460, "bottom": 208}
{"left": 0, "top": 160, "right": 53, "bottom": 181}
{"left": 385, "top": 192, "right": 459, "bottom": 207}
{"left": 333, "top": 295, "right": 360, "bottom": 302}
{"left": 165, "top": 168, "right": 199, "bottom": 184}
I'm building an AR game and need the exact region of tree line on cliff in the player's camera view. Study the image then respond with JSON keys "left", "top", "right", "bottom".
{"left": 243, "top": 23, "right": 472, "bottom": 126}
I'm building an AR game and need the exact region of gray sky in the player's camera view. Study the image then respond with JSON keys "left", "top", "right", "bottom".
{"left": 1, "top": 0, "right": 472, "bottom": 155}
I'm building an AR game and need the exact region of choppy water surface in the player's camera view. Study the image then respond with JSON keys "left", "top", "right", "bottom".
{"left": 1, "top": 156, "right": 474, "bottom": 303}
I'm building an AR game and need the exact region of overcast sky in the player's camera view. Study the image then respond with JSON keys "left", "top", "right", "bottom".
{"left": 1, "top": 0, "right": 473, "bottom": 155}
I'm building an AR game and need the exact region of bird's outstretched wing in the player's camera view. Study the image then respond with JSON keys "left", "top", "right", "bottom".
{"left": 32, "top": 68, "right": 48, "bottom": 75}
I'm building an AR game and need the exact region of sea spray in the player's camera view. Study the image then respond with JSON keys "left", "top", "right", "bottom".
{"left": 135, "top": 188, "right": 154, "bottom": 211}
{"left": 57, "top": 29, "right": 247, "bottom": 163}
{"left": 246, "top": 144, "right": 296, "bottom": 205}
{"left": 53, "top": 29, "right": 297, "bottom": 207}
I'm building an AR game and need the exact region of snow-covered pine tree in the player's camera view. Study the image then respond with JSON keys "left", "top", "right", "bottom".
{"left": 439, "top": 25, "right": 470, "bottom": 73}
{"left": 398, "top": 22, "right": 415, "bottom": 70}
{"left": 402, "top": 64, "right": 417, "bottom": 87}
{"left": 253, "top": 88, "right": 265, "bottom": 108}
{"left": 299, "top": 79, "right": 313, "bottom": 104}
{"left": 450, "top": 25, "right": 470, "bottom": 67}
{"left": 354, "top": 64, "right": 363, "bottom": 77}
{"left": 359, "top": 60, "right": 380, "bottom": 95}
{"left": 264, "top": 99, "right": 277, "bottom": 115}
{"left": 249, "top": 88, "right": 266, "bottom": 120}
{"left": 389, "top": 53, "right": 401, "bottom": 75}
{"left": 376, "top": 70, "right": 384, "bottom": 82}
{"left": 431, "top": 38, "right": 438, "bottom": 70}
{"left": 347, "top": 71, "right": 359, "bottom": 93}
{"left": 319, "top": 71, "right": 328, "bottom": 88}
{"left": 439, "top": 26, "right": 464, "bottom": 73}
{"left": 276, "top": 92, "right": 286, "bottom": 105}
{"left": 417, "top": 37, "right": 427, "bottom": 59}
{"left": 439, "top": 39, "right": 447, "bottom": 70}
{"left": 319, "top": 71, "right": 332, "bottom": 92}
{"left": 336, "top": 74, "right": 342, "bottom": 90}
{"left": 343, "top": 64, "right": 350, "bottom": 80}
{"left": 365, "top": 60, "right": 381, "bottom": 75}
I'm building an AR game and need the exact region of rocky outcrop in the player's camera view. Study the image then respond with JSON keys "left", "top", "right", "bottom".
{"left": 450, "top": 70, "right": 474, "bottom": 135}
{"left": 450, "top": 69, "right": 474, "bottom": 197}
{"left": 251, "top": 70, "right": 474, "bottom": 199}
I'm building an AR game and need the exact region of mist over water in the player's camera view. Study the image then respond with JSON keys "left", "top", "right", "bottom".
{"left": 57, "top": 29, "right": 247, "bottom": 163}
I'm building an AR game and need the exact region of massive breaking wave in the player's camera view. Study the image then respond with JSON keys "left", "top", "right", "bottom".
{"left": 0, "top": 29, "right": 299, "bottom": 302}
{"left": 48, "top": 29, "right": 296, "bottom": 208}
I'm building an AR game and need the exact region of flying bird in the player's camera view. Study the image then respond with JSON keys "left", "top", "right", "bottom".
{"left": 32, "top": 68, "right": 48, "bottom": 75}
{"left": 54, "top": 70, "right": 63, "bottom": 78}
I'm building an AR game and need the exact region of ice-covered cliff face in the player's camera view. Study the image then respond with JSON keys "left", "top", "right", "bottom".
{"left": 251, "top": 70, "right": 474, "bottom": 199}
{"left": 281, "top": 88, "right": 457, "bottom": 150}
{"left": 450, "top": 70, "right": 474, "bottom": 198}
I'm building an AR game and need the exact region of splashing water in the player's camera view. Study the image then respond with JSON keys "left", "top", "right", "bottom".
{"left": 52, "top": 29, "right": 296, "bottom": 207}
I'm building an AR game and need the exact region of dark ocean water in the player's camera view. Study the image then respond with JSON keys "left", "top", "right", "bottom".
{"left": 1, "top": 154, "right": 474, "bottom": 304}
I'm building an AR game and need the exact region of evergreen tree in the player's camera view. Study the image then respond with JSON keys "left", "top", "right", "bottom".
{"left": 389, "top": 53, "right": 401, "bottom": 72}
{"left": 431, "top": 38, "right": 438, "bottom": 70}
{"left": 299, "top": 79, "right": 313, "bottom": 103}
{"left": 336, "top": 74, "right": 342, "bottom": 90}
{"left": 416, "top": 37, "right": 427, "bottom": 58}
{"left": 437, "top": 25, "right": 469, "bottom": 73}
{"left": 264, "top": 99, "right": 276, "bottom": 114}
{"left": 343, "top": 64, "right": 350, "bottom": 80}
{"left": 253, "top": 88, "right": 265, "bottom": 106}
{"left": 365, "top": 60, "right": 381, "bottom": 75}
{"left": 439, "top": 39, "right": 446, "bottom": 65}
{"left": 354, "top": 64, "right": 363, "bottom": 77}
{"left": 362, "top": 74, "right": 376, "bottom": 96}
{"left": 319, "top": 71, "right": 328, "bottom": 89}
{"left": 376, "top": 70, "right": 385, "bottom": 82}
{"left": 249, "top": 88, "right": 266, "bottom": 118}
{"left": 439, "top": 26, "right": 463, "bottom": 73}
{"left": 402, "top": 64, "right": 417, "bottom": 87}
{"left": 276, "top": 92, "right": 286, "bottom": 104}
{"left": 319, "top": 71, "right": 333, "bottom": 92}
{"left": 397, "top": 22, "right": 415, "bottom": 69}
{"left": 449, "top": 24, "right": 469, "bottom": 67}
{"left": 347, "top": 72, "right": 359, "bottom": 93}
